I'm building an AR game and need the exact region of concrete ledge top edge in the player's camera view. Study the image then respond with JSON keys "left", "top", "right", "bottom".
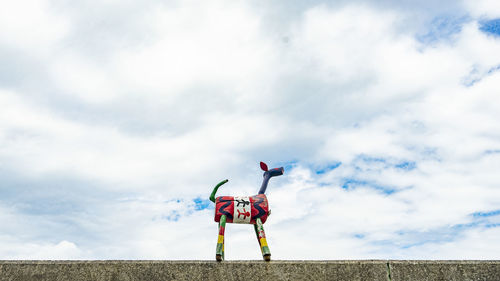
{"left": 389, "top": 260, "right": 500, "bottom": 264}
{"left": 0, "top": 260, "right": 498, "bottom": 264}
{"left": 0, "top": 260, "right": 387, "bottom": 264}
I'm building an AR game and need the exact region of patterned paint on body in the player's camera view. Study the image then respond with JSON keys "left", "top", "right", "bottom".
{"left": 214, "top": 194, "right": 269, "bottom": 224}
{"left": 233, "top": 196, "right": 251, "bottom": 223}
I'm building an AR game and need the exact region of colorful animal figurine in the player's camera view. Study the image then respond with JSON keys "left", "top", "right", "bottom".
{"left": 209, "top": 162, "right": 284, "bottom": 261}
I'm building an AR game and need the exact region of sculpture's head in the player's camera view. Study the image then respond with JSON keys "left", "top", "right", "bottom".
{"left": 209, "top": 161, "right": 284, "bottom": 203}
{"left": 258, "top": 162, "right": 284, "bottom": 194}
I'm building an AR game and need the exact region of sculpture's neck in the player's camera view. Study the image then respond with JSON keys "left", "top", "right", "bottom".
{"left": 258, "top": 173, "right": 271, "bottom": 194}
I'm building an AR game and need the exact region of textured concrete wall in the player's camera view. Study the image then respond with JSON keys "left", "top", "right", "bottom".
{"left": 389, "top": 261, "right": 500, "bottom": 281}
{"left": 0, "top": 260, "right": 498, "bottom": 281}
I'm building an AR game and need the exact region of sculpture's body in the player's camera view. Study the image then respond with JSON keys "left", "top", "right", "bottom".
{"left": 209, "top": 162, "right": 284, "bottom": 261}
{"left": 214, "top": 194, "right": 269, "bottom": 224}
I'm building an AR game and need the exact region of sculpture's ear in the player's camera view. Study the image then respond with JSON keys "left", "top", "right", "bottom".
{"left": 260, "top": 162, "right": 269, "bottom": 171}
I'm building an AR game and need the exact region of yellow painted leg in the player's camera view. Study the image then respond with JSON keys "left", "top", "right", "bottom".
{"left": 254, "top": 218, "right": 271, "bottom": 261}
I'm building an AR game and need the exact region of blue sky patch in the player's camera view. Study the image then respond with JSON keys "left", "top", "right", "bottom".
{"left": 463, "top": 65, "right": 500, "bottom": 87}
{"left": 484, "top": 149, "right": 500, "bottom": 155}
{"left": 417, "top": 15, "right": 469, "bottom": 45}
{"left": 359, "top": 155, "right": 386, "bottom": 164}
{"left": 479, "top": 18, "right": 500, "bottom": 36}
{"left": 487, "top": 65, "right": 500, "bottom": 74}
{"left": 271, "top": 160, "right": 298, "bottom": 174}
{"left": 395, "top": 161, "right": 417, "bottom": 171}
{"left": 485, "top": 223, "right": 500, "bottom": 228}
{"left": 397, "top": 210, "right": 500, "bottom": 249}
{"left": 341, "top": 178, "right": 368, "bottom": 189}
{"left": 393, "top": 222, "right": 479, "bottom": 249}
{"left": 163, "top": 211, "right": 181, "bottom": 221}
{"left": 354, "top": 233, "right": 365, "bottom": 239}
{"left": 193, "top": 197, "right": 211, "bottom": 211}
{"left": 451, "top": 221, "right": 480, "bottom": 230}
{"left": 472, "top": 209, "right": 500, "bottom": 218}
{"left": 352, "top": 154, "right": 417, "bottom": 172}
{"left": 341, "top": 178, "right": 396, "bottom": 195}
{"left": 281, "top": 160, "right": 298, "bottom": 172}
{"left": 315, "top": 162, "right": 341, "bottom": 174}
{"left": 385, "top": 215, "right": 500, "bottom": 250}
{"left": 372, "top": 186, "right": 396, "bottom": 195}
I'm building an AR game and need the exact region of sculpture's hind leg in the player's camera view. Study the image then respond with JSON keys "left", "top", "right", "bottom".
{"left": 254, "top": 218, "right": 271, "bottom": 261}
{"left": 216, "top": 215, "right": 226, "bottom": 261}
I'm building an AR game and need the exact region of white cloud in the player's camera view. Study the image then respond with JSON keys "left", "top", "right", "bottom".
{"left": 0, "top": 240, "right": 83, "bottom": 260}
{"left": 464, "top": 0, "right": 500, "bottom": 18}
{"left": 1, "top": 0, "right": 500, "bottom": 260}
{"left": 400, "top": 227, "right": 500, "bottom": 259}
{"left": 0, "top": 0, "right": 70, "bottom": 57}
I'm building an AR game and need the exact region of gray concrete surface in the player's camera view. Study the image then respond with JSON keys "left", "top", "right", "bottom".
{"left": 390, "top": 260, "right": 500, "bottom": 281}
{"left": 0, "top": 260, "right": 498, "bottom": 281}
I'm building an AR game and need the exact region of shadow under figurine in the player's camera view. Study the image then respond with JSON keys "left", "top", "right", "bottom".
{"left": 209, "top": 161, "right": 284, "bottom": 261}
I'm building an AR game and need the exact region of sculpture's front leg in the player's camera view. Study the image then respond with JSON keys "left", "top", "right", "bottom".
{"left": 254, "top": 218, "right": 271, "bottom": 261}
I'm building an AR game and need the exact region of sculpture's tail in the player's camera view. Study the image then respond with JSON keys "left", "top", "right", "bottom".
{"left": 209, "top": 179, "right": 228, "bottom": 202}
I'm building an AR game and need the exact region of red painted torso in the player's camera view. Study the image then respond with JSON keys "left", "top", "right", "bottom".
{"left": 214, "top": 194, "right": 269, "bottom": 224}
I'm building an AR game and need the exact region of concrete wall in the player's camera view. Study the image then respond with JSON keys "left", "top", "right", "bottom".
{"left": 0, "top": 260, "right": 498, "bottom": 281}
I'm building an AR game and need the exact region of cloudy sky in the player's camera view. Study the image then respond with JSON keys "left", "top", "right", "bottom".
{"left": 1, "top": 0, "right": 500, "bottom": 260}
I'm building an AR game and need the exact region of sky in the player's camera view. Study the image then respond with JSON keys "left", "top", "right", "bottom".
{"left": 1, "top": 0, "right": 500, "bottom": 260}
